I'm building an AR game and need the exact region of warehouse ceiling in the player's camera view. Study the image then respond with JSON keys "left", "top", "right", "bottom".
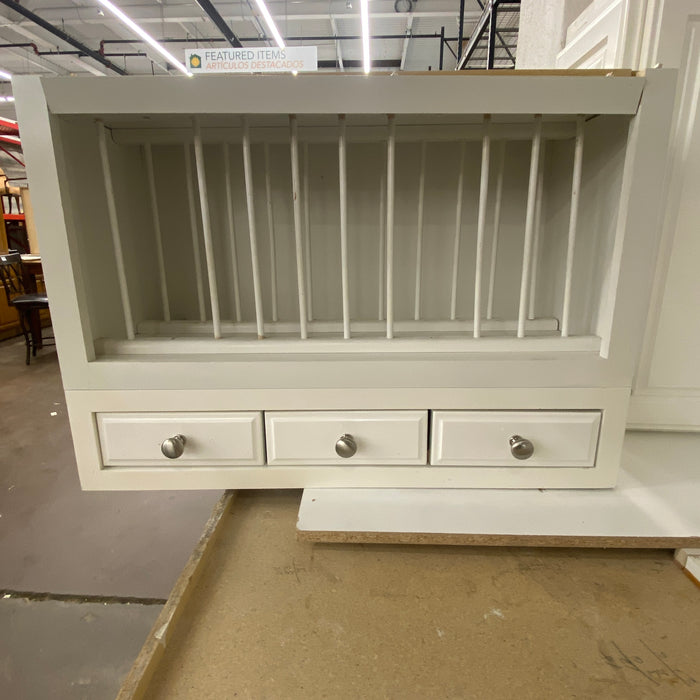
{"left": 0, "top": 0, "right": 520, "bottom": 180}
{"left": 0, "top": 0, "right": 506, "bottom": 81}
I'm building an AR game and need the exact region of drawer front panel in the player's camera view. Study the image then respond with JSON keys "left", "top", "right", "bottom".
{"left": 431, "top": 411, "right": 601, "bottom": 467}
{"left": 97, "top": 412, "right": 265, "bottom": 467}
{"left": 265, "top": 411, "right": 428, "bottom": 465}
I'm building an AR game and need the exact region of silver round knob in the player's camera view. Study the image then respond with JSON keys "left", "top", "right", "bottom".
{"left": 509, "top": 435, "right": 534, "bottom": 460}
{"left": 161, "top": 434, "right": 186, "bottom": 459}
{"left": 335, "top": 434, "right": 357, "bottom": 459}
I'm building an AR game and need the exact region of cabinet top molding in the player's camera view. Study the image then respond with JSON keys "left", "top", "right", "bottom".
{"left": 14, "top": 72, "right": 648, "bottom": 117}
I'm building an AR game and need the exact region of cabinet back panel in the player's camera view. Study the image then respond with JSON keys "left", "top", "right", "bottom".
{"left": 55, "top": 113, "right": 631, "bottom": 350}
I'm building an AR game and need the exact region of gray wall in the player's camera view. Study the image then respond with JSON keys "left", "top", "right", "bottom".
{"left": 516, "top": 0, "right": 594, "bottom": 68}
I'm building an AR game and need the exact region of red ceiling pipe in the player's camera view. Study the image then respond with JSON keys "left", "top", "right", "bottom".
{"left": 0, "top": 42, "right": 39, "bottom": 55}
{"left": 0, "top": 117, "right": 19, "bottom": 135}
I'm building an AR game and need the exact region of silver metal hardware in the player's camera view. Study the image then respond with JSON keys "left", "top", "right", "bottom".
{"left": 335, "top": 433, "right": 357, "bottom": 459}
{"left": 509, "top": 435, "right": 534, "bottom": 460}
{"left": 161, "top": 434, "right": 186, "bottom": 459}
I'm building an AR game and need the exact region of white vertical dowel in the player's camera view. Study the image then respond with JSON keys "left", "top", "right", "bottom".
{"left": 183, "top": 144, "right": 206, "bottom": 322}
{"left": 378, "top": 169, "right": 386, "bottom": 321}
{"left": 303, "top": 141, "right": 313, "bottom": 321}
{"left": 264, "top": 143, "right": 278, "bottom": 322}
{"left": 97, "top": 121, "right": 135, "bottom": 340}
{"left": 338, "top": 115, "right": 351, "bottom": 339}
{"left": 486, "top": 140, "right": 505, "bottom": 320}
{"left": 289, "top": 115, "right": 308, "bottom": 340}
{"left": 450, "top": 141, "right": 467, "bottom": 321}
{"left": 386, "top": 115, "right": 396, "bottom": 340}
{"left": 562, "top": 115, "right": 585, "bottom": 338}
{"left": 414, "top": 141, "right": 426, "bottom": 321}
{"left": 528, "top": 140, "right": 545, "bottom": 320}
{"left": 223, "top": 145, "right": 242, "bottom": 323}
{"left": 241, "top": 117, "right": 265, "bottom": 339}
{"left": 517, "top": 114, "right": 543, "bottom": 338}
{"left": 192, "top": 117, "right": 222, "bottom": 339}
{"left": 144, "top": 144, "right": 170, "bottom": 322}
{"left": 473, "top": 116, "right": 491, "bottom": 338}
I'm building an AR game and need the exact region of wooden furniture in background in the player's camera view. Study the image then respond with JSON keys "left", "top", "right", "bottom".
{"left": 0, "top": 186, "right": 46, "bottom": 341}
{"left": 0, "top": 251, "right": 51, "bottom": 363}
{"left": 0, "top": 210, "right": 16, "bottom": 339}
{"left": 21, "top": 187, "right": 39, "bottom": 255}
{"left": 1, "top": 192, "right": 29, "bottom": 254}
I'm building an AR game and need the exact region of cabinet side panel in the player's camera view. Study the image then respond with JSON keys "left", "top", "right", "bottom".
{"left": 54, "top": 118, "right": 126, "bottom": 341}
{"left": 12, "top": 77, "right": 93, "bottom": 387}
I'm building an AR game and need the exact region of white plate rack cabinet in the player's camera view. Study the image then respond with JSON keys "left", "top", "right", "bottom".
{"left": 14, "top": 71, "right": 675, "bottom": 490}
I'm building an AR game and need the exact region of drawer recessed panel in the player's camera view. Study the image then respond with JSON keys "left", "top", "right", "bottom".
{"left": 431, "top": 411, "right": 601, "bottom": 467}
{"left": 265, "top": 411, "right": 428, "bottom": 466}
{"left": 97, "top": 412, "right": 265, "bottom": 467}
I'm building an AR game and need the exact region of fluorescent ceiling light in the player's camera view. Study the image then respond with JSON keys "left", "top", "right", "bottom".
{"left": 94, "top": 0, "right": 192, "bottom": 76}
{"left": 0, "top": 69, "right": 11, "bottom": 81}
{"left": 360, "top": 0, "right": 370, "bottom": 74}
{"left": 252, "top": 0, "right": 286, "bottom": 49}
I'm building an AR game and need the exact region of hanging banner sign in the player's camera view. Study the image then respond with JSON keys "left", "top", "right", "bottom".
{"left": 185, "top": 46, "right": 318, "bottom": 74}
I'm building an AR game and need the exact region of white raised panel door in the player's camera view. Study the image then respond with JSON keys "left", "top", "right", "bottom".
{"left": 555, "top": 0, "right": 648, "bottom": 69}
{"left": 265, "top": 411, "right": 428, "bottom": 466}
{"left": 97, "top": 412, "right": 265, "bottom": 467}
{"left": 555, "top": 0, "right": 700, "bottom": 431}
{"left": 629, "top": 2, "right": 700, "bottom": 431}
{"left": 431, "top": 411, "right": 602, "bottom": 467}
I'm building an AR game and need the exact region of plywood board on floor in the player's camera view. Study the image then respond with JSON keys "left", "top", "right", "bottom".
{"left": 298, "top": 432, "right": 700, "bottom": 547}
{"left": 130, "top": 490, "right": 700, "bottom": 699}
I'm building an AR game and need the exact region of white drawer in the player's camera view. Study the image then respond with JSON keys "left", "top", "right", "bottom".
{"left": 430, "top": 410, "right": 601, "bottom": 467}
{"left": 265, "top": 411, "right": 428, "bottom": 465}
{"left": 97, "top": 412, "right": 265, "bottom": 467}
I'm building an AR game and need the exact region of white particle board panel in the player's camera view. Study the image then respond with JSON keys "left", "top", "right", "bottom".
{"left": 32, "top": 74, "right": 645, "bottom": 117}
{"left": 684, "top": 557, "right": 700, "bottom": 584}
{"left": 675, "top": 549, "right": 700, "bottom": 585}
{"left": 297, "top": 432, "right": 700, "bottom": 544}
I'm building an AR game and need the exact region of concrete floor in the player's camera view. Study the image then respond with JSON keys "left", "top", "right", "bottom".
{"left": 0, "top": 336, "right": 222, "bottom": 698}
{"left": 0, "top": 336, "right": 220, "bottom": 598}
{"left": 0, "top": 596, "right": 161, "bottom": 700}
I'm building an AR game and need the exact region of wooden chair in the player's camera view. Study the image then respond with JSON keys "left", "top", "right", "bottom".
{"left": 0, "top": 251, "right": 52, "bottom": 364}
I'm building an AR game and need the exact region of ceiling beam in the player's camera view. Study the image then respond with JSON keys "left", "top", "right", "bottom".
{"left": 4, "top": 7, "right": 482, "bottom": 28}
{"left": 194, "top": 0, "right": 243, "bottom": 47}
{"left": 1, "top": 23, "right": 108, "bottom": 75}
{"left": 104, "top": 21, "right": 170, "bottom": 75}
{"left": 0, "top": 0, "right": 128, "bottom": 75}
{"left": 0, "top": 42, "right": 63, "bottom": 74}
{"left": 319, "top": 58, "right": 400, "bottom": 69}
{"left": 100, "top": 33, "right": 466, "bottom": 45}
